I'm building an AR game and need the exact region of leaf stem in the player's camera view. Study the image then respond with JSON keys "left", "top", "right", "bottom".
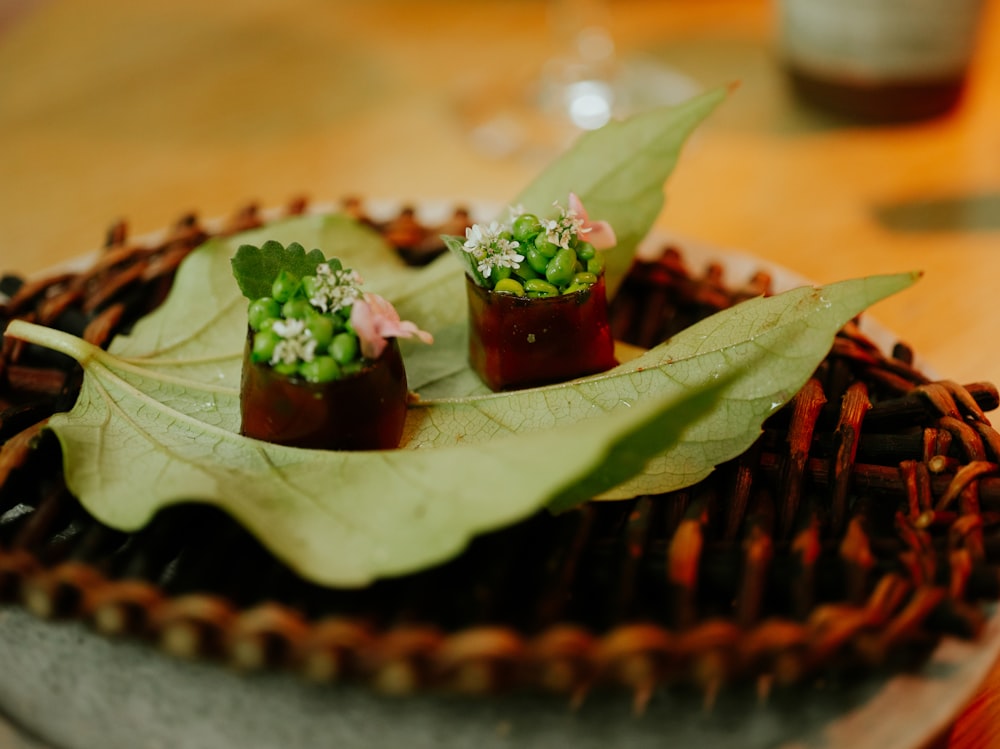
{"left": 5, "top": 319, "right": 100, "bottom": 365}
{"left": 5, "top": 319, "right": 238, "bottom": 396}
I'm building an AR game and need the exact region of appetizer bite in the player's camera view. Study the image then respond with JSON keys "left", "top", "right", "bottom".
{"left": 446, "top": 194, "right": 618, "bottom": 391}
{"left": 234, "top": 240, "right": 431, "bottom": 450}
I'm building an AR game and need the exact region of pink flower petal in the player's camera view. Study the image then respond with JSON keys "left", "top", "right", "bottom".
{"left": 583, "top": 221, "right": 617, "bottom": 250}
{"left": 350, "top": 293, "right": 433, "bottom": 360}
{"left": 568, "top": 192, "right": 617, "bottom": 250}
{"left": 568, "top": 192, "right": 587, "bottom": 216}
{"left": 349, "top": 297, "right": 386, "bottom": 360}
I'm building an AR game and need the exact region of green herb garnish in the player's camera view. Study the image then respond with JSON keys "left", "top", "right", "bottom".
{"left": 444, "top": 194, "right": 614, "bottom": 297}
{"left": 232, "top": 241, "right": 430, "bottom": 382}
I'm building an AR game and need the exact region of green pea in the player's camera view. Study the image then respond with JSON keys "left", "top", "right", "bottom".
{"left": 271, "top": 270, "right": 301, "bottom": 303}
{"left": 511, "top": 213, "right": 542, "bottom": 242}
{"left": 282, "top": 298, "right": 313, "bottom": 320}
{"left": 330, "top": 331, "right": 360, "bottom": 365}
{"left": 525, "top": 246, "right": 549, "bottom": 274}
{"left": 586, "top": 254, "right": 605, "bottom": 275}
{"left": 545, "top": 247, "right": 578, "bottom": 287}
{"left": 251, "top": 330, "right": 279, "bottom": 363}
{"left": 494, "top": 278, "right": 525, "bottom": 296}
{"left": 513, "top": 262, "right": 539, "bottom": 281}
{"left": 272, "top": 361, "right": 299, "bottom": 376}
{"left": 561, "top": 282, "right": 588, "bottom": 295}
{"left": 572, "top": 271, "right": 598, "bottom": 286}
{"left": 299, "top": 356, "right": 341, "bottom": 383}
{"left": 306, "top": 314, "right": 335, "bottom": 350}
{"left": 575, "top": 241, "right": 596, "bottom": 261}
{"left": 490, "top": 265, "right": 513, "bottom": 284}
{"left": 534, "top": 233, "right": 560, "bottom": 258}
{"left": 301, "top": 275, "right": 319, "bottom": 301}
{"left": 248, "top": 297, "right": 280, "bottom": 331}
{"left": 523, "top": 278, "right": 559, "bottom": 297}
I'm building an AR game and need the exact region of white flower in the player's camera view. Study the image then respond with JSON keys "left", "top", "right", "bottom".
{"left": 462, "top": 221, "right": 524, "bottom": 278}
{"left": 462, "top": 222, "right": 493, "bottom": 260}
{"left": 544, "top": 200, "right": 587, "bottom": 250}
{"left": 270, "top": 318, "right": 317, "bottom": 365}
{"left": 307, "top": 263, "right": 363, "bottom": 314}
{"left": 538, "top": 194, "right": 616, "bottom": 251}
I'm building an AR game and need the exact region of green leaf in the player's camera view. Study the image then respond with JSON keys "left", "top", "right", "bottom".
{"left": 4, "top": 318, "right": 727, "bottom": 587}
{"left": 545, "top": 374, "right": 738, "bottom": 513}
{"left": 513, "top": 86, "right": 728, "bottom": 296}
{"left": 230, "top": 240, "right": 329, "bottom": 300}
{"left": 3, "top": 247, "right": 918, "bottom": 586}
{"left": 434, "top": 89, "right": 725, "bottom": 310}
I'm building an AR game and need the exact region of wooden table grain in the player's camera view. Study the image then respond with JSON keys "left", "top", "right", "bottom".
{"left": 1, "top": 1, "right": 999, "bottom": 747}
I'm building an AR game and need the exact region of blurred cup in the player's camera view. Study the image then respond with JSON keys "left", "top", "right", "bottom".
{"left": 776, "top": 0, "right": 985, "bottom": 122}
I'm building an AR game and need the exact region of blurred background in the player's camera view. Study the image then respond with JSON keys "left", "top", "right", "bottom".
{"left": 1, "top": 0, "right": 999, "bottom": 385}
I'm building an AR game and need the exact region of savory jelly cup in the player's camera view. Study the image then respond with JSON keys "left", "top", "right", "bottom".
{"left": 240, "top": 334, "right": 408, "bottom": 451}
{"left": 466, "top": 275, "right": 616, "bottom": 391}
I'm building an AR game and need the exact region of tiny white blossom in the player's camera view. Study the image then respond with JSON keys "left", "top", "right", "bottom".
{"left": 544, "top": 200, "right": 586, "bottom": 249}
{"left": 507, "top": 203, "right": 525, "bottom": 221}
{"left": 307, "top": 263, "right": 363, "bottom": 314}
{"left": 270, "top": 318, "right": 317, "bottom": 365}
{"left": 462, "top": 222, "right": 495, "bottom": 260}
{"left": 462, "top": 221, "right": 524, "bottom": 278}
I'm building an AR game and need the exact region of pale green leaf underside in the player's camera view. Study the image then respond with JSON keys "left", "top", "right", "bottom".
{"left": 99, "top": 208, "right": 917, "bottom": 500}
{"left": 5, "top": 267, "right": 916, "bottom": 585}
{"left": 6, "top": 319, "right": 725, "bottom": 587}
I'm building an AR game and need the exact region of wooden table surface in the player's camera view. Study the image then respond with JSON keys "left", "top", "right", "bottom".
{"left": 2, "top": 1, "right": 999, "bottom": 747}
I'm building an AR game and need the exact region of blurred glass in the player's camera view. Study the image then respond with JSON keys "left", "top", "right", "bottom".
{"left": 457, "top": 0, "right": 701, "bottom": 159}
{"left": 776, "top": 0, "right": 985, "bottom": 122}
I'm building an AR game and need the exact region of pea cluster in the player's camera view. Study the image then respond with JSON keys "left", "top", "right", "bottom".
{"left": 246, "top": 266, "right": 363, "bottom": 384}
{"left": 493, "top": 213, "right": 605, "bottom": 298}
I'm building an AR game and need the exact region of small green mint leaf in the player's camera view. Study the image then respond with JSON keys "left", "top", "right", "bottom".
{"left": 231, "top": 240, "right": 328, "bottom": 300}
